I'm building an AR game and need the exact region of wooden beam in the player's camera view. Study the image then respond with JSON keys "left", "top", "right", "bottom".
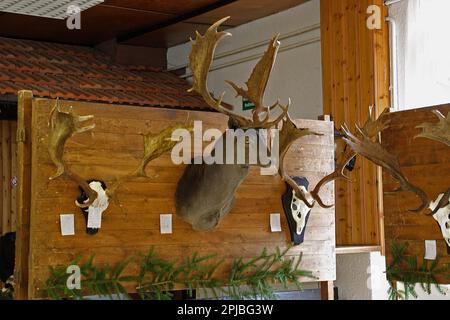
{"left": 11, "top": 121, "right": 17, "bottom": 232}
{"left": 336, "top": 245, "right": 382, "bottom": 255}
{"left": 320, "top": 281, "right": 334, "bottom": 300}
{"left": 2, "top": 120, "right": 11, "bottom": 235}
{"left": 14, "top": 90, "right": 33, "bottom": 300}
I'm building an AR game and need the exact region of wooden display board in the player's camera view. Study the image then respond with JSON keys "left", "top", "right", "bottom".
{"left": 382, "top": 105, "right": 450, "bottom": 284}
{"left": 15, "top": 94, "right": 336, "bottom": 298}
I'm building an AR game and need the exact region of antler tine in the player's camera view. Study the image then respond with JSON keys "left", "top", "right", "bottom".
{"left": 48, "top": 102, "right": 97, "bottom": 208}
{"left": 189, "top": 16, "right": 253, "bottom": 128}
{"left": 415, "top": 109, "right": 450, "bottom": 147}
{"left": 342, "top": 123, "right": 430, "bottom": 213}
{"left": 226, "top": 34, "right": 281, "bottom": 127}
{"left": 308, "top": 107, "right": 391, "bottom": 208}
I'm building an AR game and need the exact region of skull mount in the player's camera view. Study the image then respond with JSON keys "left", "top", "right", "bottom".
{"left": 77, "top": 180, "right": 109, "bottom": 235}
{"left": 282, "top": 176, "right": 313, "bottom": 245}
{"left": 430, "top": 193, "right": 450, "bottom": 253}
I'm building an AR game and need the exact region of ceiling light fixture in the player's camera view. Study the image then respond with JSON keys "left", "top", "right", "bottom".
{"left": 0, "top": 0, "right": 104, "bottom": 19}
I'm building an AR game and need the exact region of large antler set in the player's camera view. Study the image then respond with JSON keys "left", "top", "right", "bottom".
{"left": 340, "top": 109, "right": 450, "bottom": 247}
{"left": 48, "top": 100, "right": 192, "bottom": 231}
{"left": 184, "top": 17, "right": 333, "bottom": 210}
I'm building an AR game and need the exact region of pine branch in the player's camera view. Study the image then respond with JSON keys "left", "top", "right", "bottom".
{"left": 44, "top": 246, "right": 315, "bottom": 300}
{"left": 386, "top": 241, "right": 449, "bottom": 300}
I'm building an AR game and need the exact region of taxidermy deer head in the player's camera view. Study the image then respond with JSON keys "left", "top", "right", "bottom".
{"left": 341, "top": 109, "right": 450, "bottom": 248}
{"left": 48, "top": 100, "right": 192, "bottom": 234}
{"left": 176, "top": 17, "right": 339, "bottom": 231}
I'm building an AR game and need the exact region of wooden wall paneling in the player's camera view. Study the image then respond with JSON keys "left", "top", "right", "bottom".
{"left": 14, "top": 90, "right": 34, "bottom": 300}
{"left": 373, "top": 3, "right": 391, "bottom": 255}
{"left": 382, "top": 105, "right": 450, "bottom": 284}
{"left": 2, "top": 120, "right": 11, "bottom": 235}
{"left": 25, "top": 98, "right": 336, "bottom": 298}
{"left": 320, "top": 0, "right": 390, "bottom": 246}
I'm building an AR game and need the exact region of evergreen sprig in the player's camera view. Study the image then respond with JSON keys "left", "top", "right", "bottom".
{"left": 44, "top": 246, "right": 315, "bottom": 300}
{"left": 386, "top": 241, "right": 450, "bottom": 300}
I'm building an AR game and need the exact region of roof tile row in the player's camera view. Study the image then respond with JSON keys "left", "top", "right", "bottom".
{"left": 0, "top": 37, "right": 209, "bottom": 111}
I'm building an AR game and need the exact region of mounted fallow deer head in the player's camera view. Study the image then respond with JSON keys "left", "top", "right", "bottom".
{"left": 176, "top": 17, "right": 337, "bottom": 231}
{"left": 48, "top": 100, "right": 192, "bottom": 234}
{"left": 341, "top": 109, "right": 450, "bottom": 248}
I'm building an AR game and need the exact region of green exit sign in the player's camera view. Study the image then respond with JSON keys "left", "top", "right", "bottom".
{"left": 242, "top": 98, "right": 255, "bottom": 111}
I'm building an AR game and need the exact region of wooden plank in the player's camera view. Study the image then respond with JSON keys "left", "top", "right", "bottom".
{"left": 14, "top": 90, "right": 34, "bottom": 300}
{"left": 320, "top": 281, "right": 334, "bottom": 300}
{"left": 336, "top": 245, "right": 382, "bottom": 255}
{"left": 2, "top": 121, "right": 11, "bottom": 235}
{"left": 10, "top": 121, "right": 17, "bottom": 232}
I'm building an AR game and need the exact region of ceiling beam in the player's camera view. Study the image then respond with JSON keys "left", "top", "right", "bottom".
{"left": 116, "top": 0, "right": 237, "bottom": 44}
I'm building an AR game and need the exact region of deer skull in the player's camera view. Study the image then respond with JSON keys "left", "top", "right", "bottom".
{"left": 430, "top": 193, "right": 450, "bottom": 248}
{"left": 282, "top": 176, "right": 313, "bottom": 245}
{"left": 291, "top": 188, "right": 313, "bottom": 236}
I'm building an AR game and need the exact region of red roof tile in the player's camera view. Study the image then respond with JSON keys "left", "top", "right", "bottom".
{"left": 0, "top": 37, "right": 209, "bottom": 111}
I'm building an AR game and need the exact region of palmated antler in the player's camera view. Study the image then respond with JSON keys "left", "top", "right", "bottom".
{"left": 226, "top": 35, "right": 283, "bottom": 126}
{"left": 189, "top": 17, "right": 287, "bottom": 130}
{"left": 278, "top": 106, "right": 322, "bottom": 208}
{"left": 309, "top": 107, "right": 391, "bottom": 208}
{"left": 415, "top": 110, "right": 450, "bottom": 147}
{"left": 48, "top": 100, "right": 97, "bottom": 208}
{"left": 106, "top": 123, "right": 193, "bottom": 197}
{"left": 341, "top": 124, "right": 430, "bottom": 213}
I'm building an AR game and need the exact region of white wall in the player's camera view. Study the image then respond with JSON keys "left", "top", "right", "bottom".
{"left": 389, "top": 0, "right": 450, "bottom": 110}
{"left": 334, "top": 252, "right": 390, "bottom": 300}
{"left": 167, "top": 0, "right": 323, "bottom": 120}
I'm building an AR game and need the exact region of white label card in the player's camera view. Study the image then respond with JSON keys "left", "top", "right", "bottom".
{"left": 270, "top": 213, "right": 282, "bottom": 232}
{"left": 424, "top": 240, "right": 437, "bottom": 260}
{"left": 60, "top": 214, "right": 75, "bottom": 236}
{"left": 160, "top": 214, "right": 173, "bottom": 234}
{"left": 87, "top": 207, "right": 102, "bottom": 229}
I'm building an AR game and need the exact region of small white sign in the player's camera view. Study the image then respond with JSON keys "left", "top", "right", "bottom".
{"left": 87, "top": 206, "right": 102, "bottom": 229}
{"left": 160, "top": 214, "right": 173, "bottom": 234}
{"left": 270, "top": 213, "right": 282, "bottom": 232}
{"left": 60, "top": 214, "right": 75, "bottom": 236}
{"left": 424, "top": 240, "right": 437, "bottom": 260}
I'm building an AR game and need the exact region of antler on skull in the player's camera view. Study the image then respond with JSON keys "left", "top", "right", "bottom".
{"left": 309, "top": 107, "right": 391, "bottom": 208}
{"left": 278, "top": 108, "right": 322, "bottom": 208}
{"left": 415, "top": 109, "right": 450, "bottom": 147}
{"left": 189, "top": 17, "right": 329, "bottom": 208}
{"left": 48, "top": 100, "right": 98, "bottom": 208}
{"left": 341, "top": 123, "right": 430, "bottom": 213}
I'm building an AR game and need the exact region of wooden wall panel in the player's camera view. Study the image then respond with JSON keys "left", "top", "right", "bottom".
{"left": 321, "top": 0, "right": 390, "bottom": 246}
{"left": 0, "top": 119, "right": 18, "bottom": 236}
{"left": 26, "top": 98, "right": 336, "bottom": 298}
{"left": 382, "top": 105, "right": 450, "bottom": 284}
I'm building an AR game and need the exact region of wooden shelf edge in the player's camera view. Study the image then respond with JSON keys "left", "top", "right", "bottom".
{"left": 336, "top": 245, "right": 382, "bottom": 255}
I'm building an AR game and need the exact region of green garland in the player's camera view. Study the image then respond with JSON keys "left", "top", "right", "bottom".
{"left": 44, "top": 246, "right": 316, "bottom": 300}
{"left": 386, "top": 241, "right": 450, "bottom": 300}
